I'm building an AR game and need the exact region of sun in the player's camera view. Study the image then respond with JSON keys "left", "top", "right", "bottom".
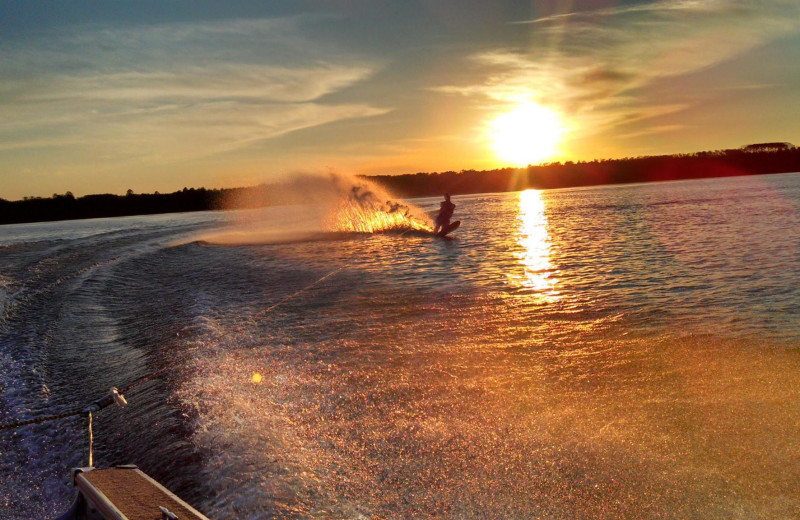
{"left": 488, "top": 102, "right": 565, "bottom": 166}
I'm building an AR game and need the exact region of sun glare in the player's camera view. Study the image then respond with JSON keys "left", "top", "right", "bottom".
{"left": 510, "top": 189, "right": 559, "bottom": 301}
{"left": 489, "top": 102, "right": 564, "bottom": 166}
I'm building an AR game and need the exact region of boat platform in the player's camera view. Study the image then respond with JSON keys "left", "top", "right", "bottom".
{"left": 65, "top": 465, "right": 209, "bottom": 520}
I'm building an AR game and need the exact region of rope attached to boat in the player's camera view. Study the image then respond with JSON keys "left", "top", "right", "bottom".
{"left": 0, "top": 371, "right": 157, "bottom": 433}
{"left": 259, "top": 265, "right": 348, "bottom": 315}
{"left": 258, "top": 226, "right": 421, "bottom": 316}
{"left": 0, "top": 408, "right": 86, "bottom": 431}
{"left": 0, "top": 388, "right": 127, "bottom": 466}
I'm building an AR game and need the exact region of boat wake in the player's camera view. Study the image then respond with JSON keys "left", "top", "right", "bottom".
{"left": 195, "top": 228, "right": 433, "bottom": 247}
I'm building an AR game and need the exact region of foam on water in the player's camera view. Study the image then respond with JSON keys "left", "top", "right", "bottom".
{"left": 174, "top": 305, "right": 800, "bottom": 519}
{"left": 0, "top": 274, "right": 11, "bottom": 322}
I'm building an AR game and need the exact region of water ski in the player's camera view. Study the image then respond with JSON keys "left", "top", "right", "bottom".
{"left": 437, "top": 220, "right": 460, "bottom": 238}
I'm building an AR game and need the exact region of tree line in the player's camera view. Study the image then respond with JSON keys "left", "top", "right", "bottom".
{"left": 2, "top": 144, "right": 799, "bottom": 225}
{"left": 0, "top": 185, "right": 274, "bottom": 225}
{"left": 370, "top": 145, "right": 800, "bottom": 197}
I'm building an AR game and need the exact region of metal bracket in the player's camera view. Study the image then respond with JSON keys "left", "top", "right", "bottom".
{"left": 70, "top": 466, "right": 94, "bottom": 487}
{"left": 160, "top": 506, "right": 179, "bottom": 519}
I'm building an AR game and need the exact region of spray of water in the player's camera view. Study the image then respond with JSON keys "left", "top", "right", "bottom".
{"left": 319, "top": 175, "right": 430, "bottom": 233}
{"left": 200, "top": 173, "right": 431, "bottom": 245}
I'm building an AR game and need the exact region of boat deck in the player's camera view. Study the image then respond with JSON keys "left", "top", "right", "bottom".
{"left": 75, "top": 466, "right": 209, "bottom": 520}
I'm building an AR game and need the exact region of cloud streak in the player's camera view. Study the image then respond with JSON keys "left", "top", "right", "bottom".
{"left": 513, "top": 0, "right": 739, "bottom": 25}
{"left": 0, "top": 16, "right": 387, "bottom": 165}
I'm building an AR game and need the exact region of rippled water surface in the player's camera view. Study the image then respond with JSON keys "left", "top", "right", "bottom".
{"left": 2, "top": 174, "right": 800, "bottom": 519}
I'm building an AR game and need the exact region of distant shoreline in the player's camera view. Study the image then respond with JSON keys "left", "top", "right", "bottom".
{"left": 370, "top": 144, "right": 800, "bottom": 198}
{"left": 2, "top": 144, "right": 799, "bottom": 226}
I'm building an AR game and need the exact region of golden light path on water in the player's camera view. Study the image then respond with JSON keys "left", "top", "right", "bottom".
{"left": 510, "top": 189, "right": 560, "bottom": 301}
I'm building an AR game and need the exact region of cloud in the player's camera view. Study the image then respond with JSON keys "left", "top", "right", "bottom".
{"left": 28, "top": 64, "right": 373, "bottom": 105}
{"left": 0, "top": 16, "right": 387, "bottom": 164}
{"left": 617, "top": 124, "right": 687, "bottom": 140}
{"left": 435, "top": 0, "right": 800, "bottom": 139}
{"left": 514, "top": 0, "right": 740, "bottom": 25}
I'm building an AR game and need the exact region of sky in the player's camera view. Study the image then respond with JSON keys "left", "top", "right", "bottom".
{"left": 2, "top": 0, "right": 800, "bottom": 200}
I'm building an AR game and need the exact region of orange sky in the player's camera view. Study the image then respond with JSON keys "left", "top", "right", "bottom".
{"left": 2, "top": 1, "right": 800, "bottom": 200}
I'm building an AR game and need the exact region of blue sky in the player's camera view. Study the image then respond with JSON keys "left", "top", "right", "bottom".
{"left": 2, "top": 1, "right": 800, "bottom": 200}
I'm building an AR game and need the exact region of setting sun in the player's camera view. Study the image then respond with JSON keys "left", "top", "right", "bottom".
{"left": 488, "top": 102, "right": 565, "bottom": 166}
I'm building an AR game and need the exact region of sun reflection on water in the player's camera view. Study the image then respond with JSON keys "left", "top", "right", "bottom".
{"left": 511, "top": 189, "right": 559, "bottom": 301}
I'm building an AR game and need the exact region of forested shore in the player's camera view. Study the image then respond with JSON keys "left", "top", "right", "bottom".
{"left": 2, "top": 144, "right": 798, "bottom": 225}
{"left": 372, "top": 143, "right": 800, "bottom": 197}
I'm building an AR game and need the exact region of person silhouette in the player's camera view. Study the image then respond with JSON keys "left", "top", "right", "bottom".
{"left": 434, "top": 193, "right": 455, "bottom": 235}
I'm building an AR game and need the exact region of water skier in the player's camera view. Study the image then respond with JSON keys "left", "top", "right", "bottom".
{"left": 434, "top": 193, "right": 456, "bottom": 236}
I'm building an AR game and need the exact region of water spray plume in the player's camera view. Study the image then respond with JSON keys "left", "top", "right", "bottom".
{"left": 202, "top": 172, "right": 431, "bottom": 245}
{"left": 327, "top": 179, "right": 431, "bottom": 233}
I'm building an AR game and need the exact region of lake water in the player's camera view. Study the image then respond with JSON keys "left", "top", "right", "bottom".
{"left": 1, "top": 173, "right": 799, "bottom": 519}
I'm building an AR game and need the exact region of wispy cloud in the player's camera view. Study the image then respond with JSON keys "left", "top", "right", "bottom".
{"left": 513, "top": 0, "right": 737, "bottom": 25}
{"left": 617, "top": 124, "right": 688, "bottom": 141}
{"left": 436, "top": 0, "right": 800, "bottom": 143}
{"left": 0, "top": 16, "right": 387, "bottom": 164}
